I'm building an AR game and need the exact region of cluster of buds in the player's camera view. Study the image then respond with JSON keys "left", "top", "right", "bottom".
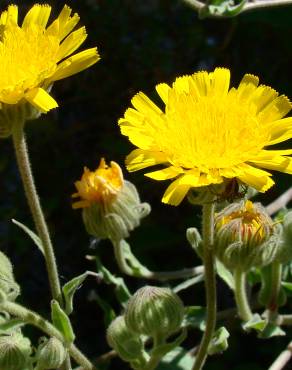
{"left": 214, "top": 200, "right": 280, "bottom": 272}
{"left": 107, "top": 286, "right": 184, "bottom": 368}
{"left": 72, "top": 159, "right": 150, "bottom": 241}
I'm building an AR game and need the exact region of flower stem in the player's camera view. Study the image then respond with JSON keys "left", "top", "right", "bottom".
{"left": 192, "top": 203, "right": 216, "bottom": 370}
{"left": 234, "top": 269, "right": 253, "bottom": 322}
{"left": 268, "top": 261, "right": 282, "bottom": 313}
{"left": 12, "top": 123, "right": 62, "bottom": 304}
{"left": 0, "top": 301, "right": 96, "bottom": 370}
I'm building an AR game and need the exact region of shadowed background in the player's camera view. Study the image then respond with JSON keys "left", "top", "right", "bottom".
{"left": 0, "top": 1, "right": 291, "bottom": 369}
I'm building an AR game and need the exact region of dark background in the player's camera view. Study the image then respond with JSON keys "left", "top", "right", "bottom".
{"left": 0, "top": 1, "right": 291, "bottom": 369}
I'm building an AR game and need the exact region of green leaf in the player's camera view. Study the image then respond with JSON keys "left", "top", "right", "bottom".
{"left": 282, "top": 281, "right": 292, "bottom": 296}
{"left": 182, "top": 306, "right": 206, "bottom": 331}
{"left": 88, "top": 290, "right": 116, "bottom": 327}
{"left": 157, "top": 347, "right": 194, "bottom": 370}
{"left": 62, "top": 271, "right": 101, "bottom": 315}
{"left": 216, "top": 260, "right": 234, "bottom": 290}
{"left": 152, "top": 330, "right": 187, "bottom": 358}
{"left": 242, "top": 314, "right": 267, "bottom": 333}
{"left": 258, "top": 323, "right": 286, "bottom": 339}
{"left": 208, "top": 327, "right": 230, "bottom": 355}
{"left": 199, "top": 0, "right": 247, "bottom": 18}
{"left": 51, "top": 300, "right": 75, "bottom": 344}
{"left": 96, "top": 256, "right": 131, "bottom": 307}
{"left": 173, "top": 275, "right": 204, "bottom": 294}
{"left": 12, "top": 219, "right": 44, "bottom": 255}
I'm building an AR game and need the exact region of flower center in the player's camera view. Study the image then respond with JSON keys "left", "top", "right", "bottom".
{"left": 159, "top": 94, "right": 268, "bottom": 170}
{"left": 0, "top": 23, "right": 59, "bottom": 102}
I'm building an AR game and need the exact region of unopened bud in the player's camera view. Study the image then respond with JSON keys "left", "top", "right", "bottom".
{"left": 125, "top": 286, "right": 184, "bottom": 339}
{"left": 214, "top": 200, "right": 280, "bottom": 271}
{"left": 0, "top": 251, "right": 20, "bottom": 301}
{"left": 0, "top": 333, "right": 31, "bottom": 370}
{"left": 72, "top": 159, "right": 150, "bottom": 241}
{"left": 36, "top": 337, "right": 66, "bottom": 369}
{"left": 186, "top": 227, "right": 202, "bottom": 258}
{"left": 106, "top": 316, "right": 144, "bottom": 362}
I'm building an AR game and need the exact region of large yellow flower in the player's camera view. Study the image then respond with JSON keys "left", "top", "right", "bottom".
{"left": 0, "top": 4, "right": 99, "bottom": 112}
{"left": 119, "top": 68, "right": 292, "bottom": 205}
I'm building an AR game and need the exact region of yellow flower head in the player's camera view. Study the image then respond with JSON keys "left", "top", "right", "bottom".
{"left": 72, "top": 159, "right": 123, "bottom": 209}
{"left": 0, "top": 4, "right": 99, "bottom": 112}
{"left": 119, "top": 68, "right": 292, "bottom": 205}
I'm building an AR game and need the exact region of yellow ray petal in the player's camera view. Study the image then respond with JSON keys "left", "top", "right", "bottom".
{"left": 251, "top": 85, "right": 278, "bottom": 113}
{"left": 1, "top": 5, "right": 18, "bottom": 25}
{"left": 53, "top": 5, "right": 80, "bottom": 40}
{"left": 191, "top": 71, "right": 211, "bottom": 96}
{"left": 267, "top": 117, "right": 292, "bottom": 145}
{"left": 57, "top": 27, "right": 87, "bottom": 61}
{"left": 236, "top": 164, "right": 274, "bottom": 192}
{"left": 162, "top": 172, "right": 200, "bottom": 205}
{"left": 210, "top": 67, "right": 230, "bottom": 96}
{"left": 25, "top": 87, "right": 58, "bottom": 113}
{"left": 156, "top": 83, "right": 171, "bottom": 105}
{"left": 119, "top": 120, "right": 155, "bottom": 150}
{"left": 258, "top": 95, "right": 291, "bottom": 123}
{"left": 145, "top": 166, "right": 184, "bottom": 180}
{"left": 131, "top": 92, "right": 162, "bottom": 116}
{"left": 126, "top": 149, "right": 168, "bottom": 172}
{"left": 250, "top": 156, "right": 292, "bottom": 175}
{"left": 51, "top": 48, "right": 100, "bottom": 81}
{"left": 236, "top": 73, "right": 259, "bottom": 100}
{"left": 22, "top": 4, "right": 51, "bottom": 29}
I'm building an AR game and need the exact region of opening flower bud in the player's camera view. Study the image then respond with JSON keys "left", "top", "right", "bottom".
{"left": 106, "top": 315, "right": 144, "bottom": 362}
{"left": 215, "top": 200, "right": 280, "bottom": 271}
{"left": 36, "top": 337, "right": 66, "bottom": 369}
{"left": 72, "top": 159, "right": 150, "bottom": 241}
{"left": 0, "top": 333, "right": 31, "bottom": 370}
{"left": 124, "top": 286, "right": 184, "bottom": 340}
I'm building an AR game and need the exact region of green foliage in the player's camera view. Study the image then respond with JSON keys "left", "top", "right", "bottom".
{"left": 51, "top": 301, "right": 75, "bottom": 345}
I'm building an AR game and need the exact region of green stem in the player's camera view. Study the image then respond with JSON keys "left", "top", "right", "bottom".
{"left": 268, "top": 262, "right": 282, "bottom": 313}
{"left": 192, "top": 203, "right": 216, "bottom": 370}
{"left": 234, "top": 269, "right": 253, "bottom": 322}
{"left": 12, "top": 123, "right": 62, "bottom": 304}
{"left": 0, "top": 301, "right": 96, "bottom": 370}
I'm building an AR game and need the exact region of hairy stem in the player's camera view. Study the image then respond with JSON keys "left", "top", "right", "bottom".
{"left": 268, "top": 262, "right": 282, "bottom": 313}
{"left": 12, "top": 123, "right": 62, "bottom": 304}
{"left": 268, "top": 342, "right": 292, "bottom": 370}
{"left": 234, "top": 269, "right": 253, "bottom": 322}
{"left": 192, "top": 203, "right": 216, "bottom": 370}
{"left": 0, "top": 301, "right": 96, "bottom": 370}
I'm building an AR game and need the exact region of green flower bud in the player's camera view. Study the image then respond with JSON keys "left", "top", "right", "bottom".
{"left": 214, "top": 200, "right": 280, "bottom": 272}
{"left": 36, "top": 337, "right": 67, "bottom": 369}
{"left": 186, "top": 227, "right": 203, "bottom": 258}
{"left": 72, "top": 159, "right": 150, "bottom": 241}
{"left": 0, "top": 333, "right": 31, "bottom": 370}
{"left": 106, "top": 316, "right": 144, "bottom": 362}
{"left": 125, "top": 286, "right": 184, "bottom": 339}
{"left": 0, "top": 251, "right": 20, "bottom": 301}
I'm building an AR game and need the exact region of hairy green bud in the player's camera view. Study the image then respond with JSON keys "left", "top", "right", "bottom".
{"left": 106, "top": 316, "right": 144, "bottom": 362}
{"left": 36, "top": 337, "right": 66, "bottom": 369}
{"left": 0, "top": 251, "right": 20, "bottom": 301}
{"left": 214, "top": 200, "right": 280, "bottom": 272}
{"left": 0, "top": 333, "right": 31, "bottom": 370}
{"left": 125, "top": 286, "right": 184, "bottom": 339}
